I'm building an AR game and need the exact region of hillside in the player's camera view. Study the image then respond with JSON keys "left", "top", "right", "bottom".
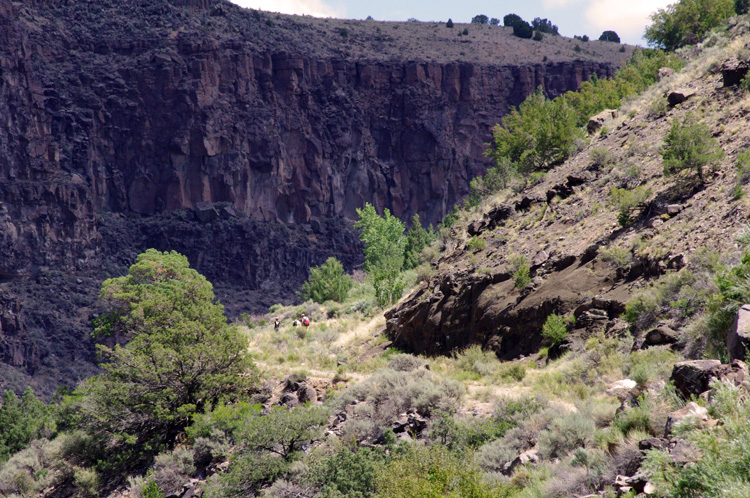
{"left": 4, "top": 7, "right": 750, "bottom": 498}
{"left": 0, "top": 0, "right": 630, "bottom": 397}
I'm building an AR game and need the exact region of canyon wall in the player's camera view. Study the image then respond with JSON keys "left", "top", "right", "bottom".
{"left": 0, "top": 0, "right": 625, "bottom": 395}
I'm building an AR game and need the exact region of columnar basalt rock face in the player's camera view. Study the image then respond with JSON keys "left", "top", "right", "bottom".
{"left": 0, "top": 0, "right": 626, "bottom": 395}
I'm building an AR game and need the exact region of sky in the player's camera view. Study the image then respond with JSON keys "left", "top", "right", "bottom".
{"left": 228, "top": 0, "right": 674, "bottom": 46}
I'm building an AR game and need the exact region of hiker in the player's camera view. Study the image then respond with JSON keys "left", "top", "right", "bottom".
{"left": 301, "top": 313, "right": 310, "bottom": 330}
{"left": 274, "top": 317, "right": 280, "bottom": 332}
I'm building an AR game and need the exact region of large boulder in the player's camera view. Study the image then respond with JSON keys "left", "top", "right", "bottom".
{"left": 587, "top": 109, "right": 618, "bottom": 134}
{"left": 727, "top": 304, "right": 750, "bottom": 361}
{"left": 721, "top": 57, "right": 750, "bottom": 87}
{"left": 670, "top": 360, "right": 721, "bottom": 398}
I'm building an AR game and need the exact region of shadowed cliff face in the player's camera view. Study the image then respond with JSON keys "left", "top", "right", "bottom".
{"left": 0, "top": 0, "right": 627, "bottom": 395}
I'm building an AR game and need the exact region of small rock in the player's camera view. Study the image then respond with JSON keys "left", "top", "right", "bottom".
{"left": 643, "top": 325, "right": 679, "bottom": 347}
{"left": 503, "top": 447, "right": 539, "bottom": 475}
{"left": 648, "top": 218, "right": 664, "bottom": 229}
{"left": 639, "top": 437, "right": 669, "bottom": 452}
{"left": 657, "top": 67, "right": 675, "bottom": 82}
{"left": 297, "top": 383, "right": 317, "bottom": 404}
{"left": 587, "top": 109, "right": 618, "bottom": 134}
{"left": 666, "top": 204, "right": 682, "bottom": 216}
{"left": 708, "top": 359, "right": 749, "bottom": 387}
{"left": 667, "top": 88, "right": 696, "bottom": 107}
{"left": 606, "top": 379, "right": 638, "bottom": 400}
{"left": 727, "top": 304, "right": 750, "bottom": 362}
{"left": 531, "top": 249, "right": 549, "bottom": 267}
{"left": 279, "top": 392, "right": 298, "bottom": 408}
{"left": 194, "top": 201, "right": 218, "bottom": 223}
{"left": 665, "top": 401, "right": 710, "bottom": 435}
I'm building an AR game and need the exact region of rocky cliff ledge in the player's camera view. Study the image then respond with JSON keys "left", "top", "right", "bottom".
{"left": 0, "top": 0, "right": 629, "bottom": 395}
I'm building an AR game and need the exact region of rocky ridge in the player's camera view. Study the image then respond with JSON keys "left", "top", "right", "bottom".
{"left": 386, "top": 31, "right": 750, "bottom": 360}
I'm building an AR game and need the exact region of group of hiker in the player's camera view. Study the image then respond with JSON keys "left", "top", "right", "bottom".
{"left": 274, "top": 314, "right": 310, "bottom": 332}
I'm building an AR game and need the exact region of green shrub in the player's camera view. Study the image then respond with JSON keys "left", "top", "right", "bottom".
{"left": 599, "top": 245, "right": 633, "bottom": 269}
{"left": 662, "top": 113, "right": 724, "bottom": 184}
{"left": 0, "top": 387, "right": 53, "bottom": 464}
{"left": 488, "top": 88, "right": 582, "bottom": 173}
{"left": 736, "top": 225, "right": 750, "bottom": 248}
{"left": 648, "top": 98, "right": 669, "bottom": 118}
{"left": 564, "top": 49, "right": 683, "bottom": 127}
{"left": 374, "top": 444, "right": 513, "bottom": 498}
{"left": 738, "top": 0, "right": 750, "bottom": 14}
{"left": 510, "top": 254, "right": 532, "bottom": 289}
{"left": 589, "top": 147, "right": 615, "bottom": 169}
{"left": 542, "top": 313, "right": 574, "bottom": 347}
{"left": 386, "top": 354, "right": 426, "bottom": 372}
{"left": 311, "top": 446, "right": 388, "bottom": 498}
{"left": 73, "top": 466, "right": 100, "bottom": 498}
{"left": 0, "top": 438, "right": 66, "bottom": 497}
{"left": 538, "top": 413, "right": 596, "bottom": 459}
{"left": 734, "top": 151, "right": 750, "bottom": 200}
{"left": 455, "top": 345, "right": 497, "bottom": 377}
{"left": 467, "top": 236, "right": 487, "bottom": 252}
{"left": 142, "top": 481, "right": 164, "bottom": 498}
{"left": 498, "top": 363, "right": 527, "bottom": 382}
{"left": 512, "top": 20, "right": 533, "bottom": 39}
{"left": 239, "top": 405, "right": 330, "bottom": 461}
{"left": 642, "top": 382, "right": 750, "bottom": 497}
{"left": 446, "top": 18, "right": 454, "bottom": 28}
{"left": 624, "top": 269, "right": 710, "bottom": 332}
{"left": 608, "top": 186, "right": 651, "bottom": 226}
{"left": 466, "top": 158, "right": 516, "bottom": 206}
{"left": 299, "top": 257, "right": 353, "bottom": 303}
{"left": 430, "top": 411, "right": 513, "bottom": 452}
{"left": 404, "top": 214, "right": 435, "bottom": 270}
{"left": 533, "top": 30, "right": 543, "bottom": 41}
{"left": 355, "top": 203, "right": 407, "bottom": 306}
{"left": 645, "top": 0, "right": 734, "bottom": 50}
{"left": 333, "top": 368, "right": 464, "bottom": 438}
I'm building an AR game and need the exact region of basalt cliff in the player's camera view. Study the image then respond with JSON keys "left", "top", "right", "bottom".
{"left": 0, "top": 0, "right": 630, "bottom": 395}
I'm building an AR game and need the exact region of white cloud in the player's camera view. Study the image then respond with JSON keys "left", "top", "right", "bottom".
{"left": 541, "top": 0, "right": 587, "bottom": 7}
{"left": 229, "top": 0, "right": 344, "bottom": 18}
{"left": 582, "top": 0, "right": 673, "bottom": 39}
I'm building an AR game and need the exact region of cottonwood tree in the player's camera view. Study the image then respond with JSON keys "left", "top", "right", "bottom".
{"left": 299, "top": 257, "right": 352, "bottom": 303}
{"left": 355, "top": 203, "right": 406, "bottom": 306}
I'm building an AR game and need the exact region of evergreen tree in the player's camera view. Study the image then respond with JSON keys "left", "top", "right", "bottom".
{"left": 488, "top": 87, "right": 582, "bottom": 172}
{"left": 0, "top": 388, "right": 51, "bottom": 463}
{"left": 71, "top": 250, "right": 257, "bottom": 465}
{"left": 404, "top": 214, "right": 434, "bottom": 270}
{"left": 599, "top": 30, "right": 620, "bottom": 43}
